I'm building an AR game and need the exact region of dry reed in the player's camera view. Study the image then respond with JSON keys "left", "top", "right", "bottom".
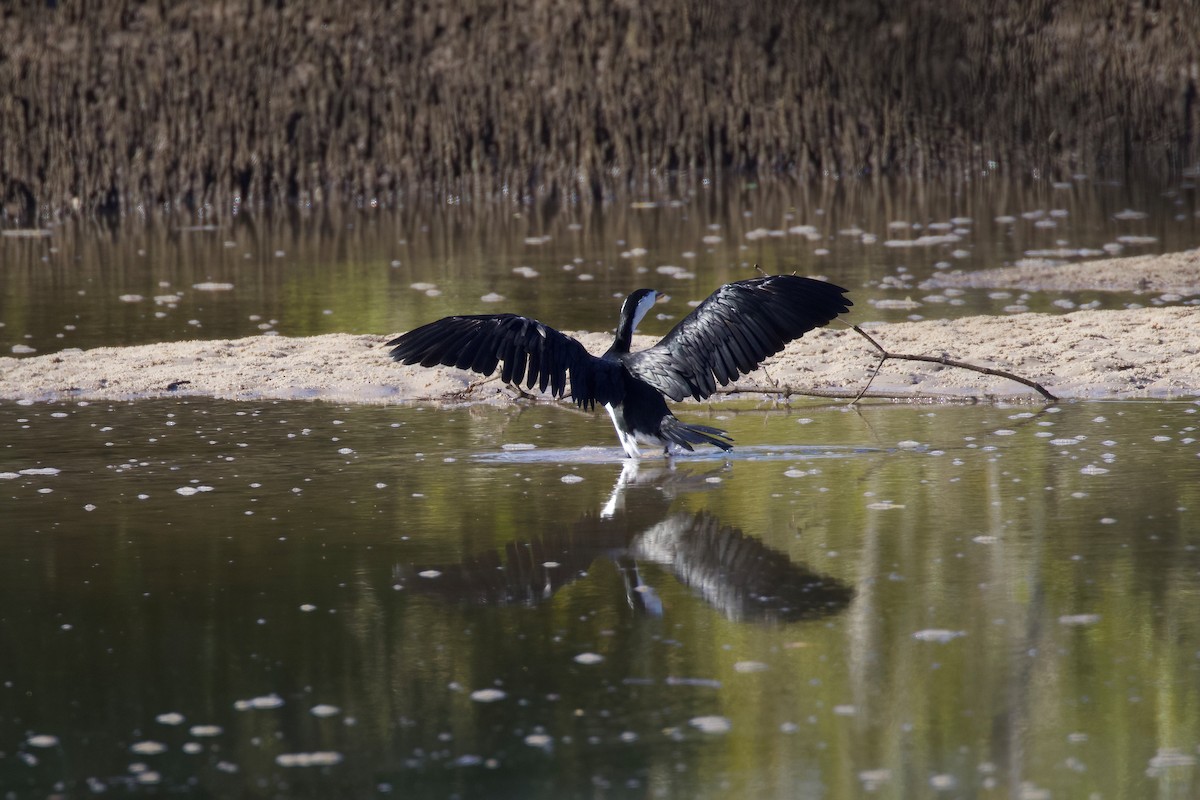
{"left": 1, "top": 0, "right": 1198, "bottom": 221}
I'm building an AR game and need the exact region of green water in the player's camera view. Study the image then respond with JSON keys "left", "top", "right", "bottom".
{"left": 2, "top": 175, "right": 1200, "bottom": 797}
{"left": 2, "top": 398, "right": 1199, "bottom": 798}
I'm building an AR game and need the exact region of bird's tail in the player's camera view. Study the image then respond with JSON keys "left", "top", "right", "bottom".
{"left": 661, "top": 417, "right": 734, "bottom": 452}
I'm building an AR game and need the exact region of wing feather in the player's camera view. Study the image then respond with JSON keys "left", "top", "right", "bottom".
{"left": 388, "top": 314, "right": 622, "bottom": 409}
{"left": 624, "top": 276, "right": 852, "bottom": 401}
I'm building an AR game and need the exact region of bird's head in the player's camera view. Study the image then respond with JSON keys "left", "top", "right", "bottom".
{"left": 623, "top": 288, "right": 659, "bottom": 334}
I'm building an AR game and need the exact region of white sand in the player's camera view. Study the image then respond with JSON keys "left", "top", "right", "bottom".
{"left": 2, "top": 252, "right": 1199, "bottom": 405}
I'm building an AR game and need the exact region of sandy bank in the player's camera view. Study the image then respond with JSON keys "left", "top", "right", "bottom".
{"left": 924, "top": 248, "right": 1200, "bottom": 297}
{"left": 1, "top": 305, "right": 1197, "bottom": 405}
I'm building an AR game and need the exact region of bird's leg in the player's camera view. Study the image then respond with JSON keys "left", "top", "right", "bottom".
{"left": 506, "top": 382, "right": 538, "bottom": 401}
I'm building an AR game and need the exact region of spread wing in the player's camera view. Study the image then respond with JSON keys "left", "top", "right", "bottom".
{"left": 624, "top": 276, "right": 852, "bottom": 401}
{"left": 387, "top": 314, "right": 624, "bottom": 409}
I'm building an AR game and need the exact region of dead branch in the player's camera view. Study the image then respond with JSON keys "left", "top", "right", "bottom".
{"left": 847, "top": 323, "right": 1058, "bottom": 402}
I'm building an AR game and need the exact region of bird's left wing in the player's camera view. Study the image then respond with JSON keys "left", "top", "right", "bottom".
{"left": 624, "top": 275, "right": 852, "bottom": 401}
{"left": 387, "top": 314, "right": 623, "bottom": 409}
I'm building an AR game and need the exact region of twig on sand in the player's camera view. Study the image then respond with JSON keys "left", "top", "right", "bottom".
{"left": 709, "top": 323, "right": 1057, "bottom": 404}
{"left": 846, "top": 323, "right": 1058, "bottom": 402}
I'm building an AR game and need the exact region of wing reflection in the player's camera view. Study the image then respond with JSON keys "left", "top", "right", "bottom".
{"left": 399, "top": 463, "right": 853, "bottom": 623}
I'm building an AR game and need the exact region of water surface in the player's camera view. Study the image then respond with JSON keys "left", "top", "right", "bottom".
{"left": 3, "top": 398, "right": 1200, "bottom": 798}
{"left": 3, "top": 175, "right": 1200, "bottom": 797}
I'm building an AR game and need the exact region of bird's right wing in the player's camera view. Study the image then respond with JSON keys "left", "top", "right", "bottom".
{"left": 387, "top": 314, "right": 623, "bottom": 409}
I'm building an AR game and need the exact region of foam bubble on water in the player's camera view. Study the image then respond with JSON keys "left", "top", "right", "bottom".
{"left": 480, "top": 292, "right": 505, "bottom": 303}
{"left": 119, "top": 294, "right": 145, "bottom": 303}
{"left": 1080, "top": 465, "right": 1110, "bottom": 475}
{"left": 859, "top": 768, "right": 892, "bottom": 790}
{"left": 524, "top": 733, "right": 553, "bottom": 749}
{"left": 156, "top": 712, "right": 185, "bottom": 726}
{"left": 310, "top": 704, "right": 340, "bottom": 717}
{"left": 130, "top": 741, "right": 167, "bottom": 755}
{"left": 233, "top": 693, "right": 283, "bottom": 711}
{"left": 501, "top": 443, "right": 536, "bottom": 450}
{"left": 418, "top": 570, "right": 442, "bottom": 579}
{"left": 26, "top": 734, "right": 59, "bottom": 748}
{"left": 20, "top": 467, "right": 61, "bottom": 475}
{"left": 733, "top": 661, "right": 768, "bottom": 673}
{"left": 470, "top": 688, "right": 507, "bottom": 703}
{"left": 1059, "top": 614, "right": 1101, "bottom": 626}
{"left": 1148, "top": 749, "right": 1196, "bottom": 770}
{"left": 930, "top": 774, "right": 957, "bottom": 791}
{"left": 561, "top": 474, "right": 584, "bottom": 484}
{"left": 193, "top": 282, "right": 235, "bottom": 291}
{"left": 574, "top": 652, "right": 604, "bottom": 665}
{"left": 189, "top": 724, "right": 223, "bottom": 736}
{"left": 912, "top": 629, "right": 965, "bottom": 643}
{"left": 689, "top": 715, "right": 732, "bottom": 734}
{"left": 276, "top": 751, "right": 343, "bottom": 767}
{"left": 299, "top": 604, "right": 317, "bottom": 612}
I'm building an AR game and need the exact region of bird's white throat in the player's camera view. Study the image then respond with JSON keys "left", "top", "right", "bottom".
{"left": 629, "top": 290, "right": 658, "bottom": 334}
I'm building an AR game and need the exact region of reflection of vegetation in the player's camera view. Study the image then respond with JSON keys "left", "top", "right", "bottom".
{"left": 2, "top": 399, "right": 1199, "bottom": 797}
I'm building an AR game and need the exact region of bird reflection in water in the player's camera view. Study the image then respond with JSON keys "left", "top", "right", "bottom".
{"left": 397, "top": 462, "right": 853, "bottom": 624}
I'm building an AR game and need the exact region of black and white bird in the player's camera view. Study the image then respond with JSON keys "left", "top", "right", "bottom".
{"left": 387, "top": 275, "right": 851, "bottom": 458}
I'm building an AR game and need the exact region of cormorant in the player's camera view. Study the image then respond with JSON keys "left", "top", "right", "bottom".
{"left": 387, "top": 274, "right": 851, "bottom": 458}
